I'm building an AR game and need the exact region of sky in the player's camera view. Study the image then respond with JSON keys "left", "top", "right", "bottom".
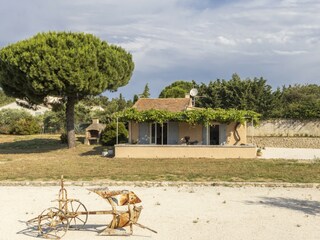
{"left": 0, "top": 0, "right": 320, "bottom": 100}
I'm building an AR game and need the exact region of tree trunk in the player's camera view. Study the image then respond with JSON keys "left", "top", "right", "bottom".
{"left": 66, "top": 95, "right": 76, "bottom": 148}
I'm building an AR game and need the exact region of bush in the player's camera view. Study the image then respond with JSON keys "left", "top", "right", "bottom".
{"left": 43, "top": 110, "right": 65, "bottom": 133}
{"left": 0, "top": 109, "right": 41, "bottom": 134}
{"left": 60, "top": 133, "right": 68, "bottom": 144}
{"left": 100, "top": 122, "right": 128, "bottom": 146}
{"left": 10, "top": 117, "right": 42, "bottom": 135}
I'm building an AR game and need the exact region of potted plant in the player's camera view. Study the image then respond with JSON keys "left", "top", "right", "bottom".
{"left": 257, "top": 148, "right": 262, "bottom": 157}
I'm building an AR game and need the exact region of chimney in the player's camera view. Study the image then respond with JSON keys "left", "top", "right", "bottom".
{"left": 92, "top": 118, "right": 99, "bottom": 124}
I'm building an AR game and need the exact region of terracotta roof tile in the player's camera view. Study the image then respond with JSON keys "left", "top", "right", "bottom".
{"left": 133, "top": 98, "right": 192, "bottom": 112}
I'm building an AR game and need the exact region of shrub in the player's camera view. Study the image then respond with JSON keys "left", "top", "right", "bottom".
{"left": 0, "top": 109, "right": 41, "bottom": 134}
{"left": 60, "top": 133, "right": 68, "bottom": 144}
{"left": 10, "top": 117, "right": 42, "bottom": 135}
{"left": 43, "top": 110, "right": 65, "bottom": 133}
{"left": 100, "top": 122, "right": 128, "bottom": 146}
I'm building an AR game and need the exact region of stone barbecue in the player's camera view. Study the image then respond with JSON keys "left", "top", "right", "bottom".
{"left": 84, "top": 119, "right": 106, "bottom": 145}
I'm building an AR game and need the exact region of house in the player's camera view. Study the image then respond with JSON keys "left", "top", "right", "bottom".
{"left": 114, "top": 96, "right": 258, "bottom": 159}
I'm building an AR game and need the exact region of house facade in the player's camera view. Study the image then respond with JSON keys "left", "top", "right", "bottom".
{"left": 115, "top": 97, "right": 257, "bottom": 159}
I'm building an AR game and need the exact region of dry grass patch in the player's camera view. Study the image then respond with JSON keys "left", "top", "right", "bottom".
{"left": 1, "top": 134, "right": 320, "bottom": 183}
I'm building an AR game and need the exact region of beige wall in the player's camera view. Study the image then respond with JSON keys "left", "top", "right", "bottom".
{"left": 226, "top": 122, "right": 247, "bottom": 145}
{"left": 129, "top": 121, "right": 247, "bottom": 145}
{"left": 178, "top": 123, "right": 202, "bottom": 143}
{"left": 129, "top": 122, "right": 139, "bottom": 143}
{"left": 115, "top": 145, "right": 256, "bottom": 159}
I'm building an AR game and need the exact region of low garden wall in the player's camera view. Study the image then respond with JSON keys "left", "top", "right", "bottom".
{"left": 247, "top": 136, "right": 320, "bottom": 149}
{"left": 247, "top": 119, "right": 320, "bottom": 137}
{"left": 115, "top": 144, "right": 257, "bottom": 159}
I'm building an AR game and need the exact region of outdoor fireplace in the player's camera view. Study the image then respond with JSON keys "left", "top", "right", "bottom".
{"left": 84, "top": 119, "right": 106, "bottom": 145}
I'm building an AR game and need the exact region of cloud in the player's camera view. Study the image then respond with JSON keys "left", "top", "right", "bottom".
{"left": 273, "top": 50, "right": 308, "bottom": 55}
{"left": 0, "top": 0, "right": 320, "bottom": 98}
{"left": 216, "top": 36, "right": 237, "bottom": 46}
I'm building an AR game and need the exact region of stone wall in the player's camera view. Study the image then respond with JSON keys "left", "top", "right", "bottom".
{"left": 247, "top": 119, "right": 320, "bottom": 137}
{"left": 247, "top": 136, "right": 320, "bottom": 149}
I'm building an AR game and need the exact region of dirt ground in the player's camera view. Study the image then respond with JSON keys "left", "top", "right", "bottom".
{"left": 1, "top": 184, "right": 320, "bottom": 240}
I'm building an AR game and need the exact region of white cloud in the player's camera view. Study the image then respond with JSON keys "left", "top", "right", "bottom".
{"left": 1, "top": 0, "right": 320, "bottom": 98}
{"left": 273, "top": 50, "right": 308, "bottom": 55}
{"left": 216, "top": 36, "right": 237, "bottom": 46}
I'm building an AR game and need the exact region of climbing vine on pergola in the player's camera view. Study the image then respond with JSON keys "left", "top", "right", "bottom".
{"left": 115, "top": 108, "right": 260, "bottom": 125}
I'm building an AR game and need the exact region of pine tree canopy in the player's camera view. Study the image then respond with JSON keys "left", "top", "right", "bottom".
{"left": 0, "top": 31, "right": 134, "bottom": 148}
{"left": 0, "top": 31, "right": 134, "bottom": 103}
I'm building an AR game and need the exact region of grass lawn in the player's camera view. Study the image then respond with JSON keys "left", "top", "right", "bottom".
{"left": 1, "top": 134, "right": 320, "bottom": 183}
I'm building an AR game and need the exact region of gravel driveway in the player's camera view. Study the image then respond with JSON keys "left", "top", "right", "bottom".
{"left": 260, "top": 147, "right": 320, "bottom": 160}
{"left": 2, "top": 185, "right": 320, "bottom": 240}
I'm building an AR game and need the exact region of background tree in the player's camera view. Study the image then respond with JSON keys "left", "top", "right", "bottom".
{"left": 196, "top": 80, "right": 223, "bottom": 108}
{"left": 0, "top": 32, "right": 134, "bottom": 148}
{"left": 197, "top": 74, "right": 274, "bottom": 118}
{"left": 81, "top": 93, "right": 133, "bottom": 124}
{"left": 43, "top": 110, "right": 65, "bottom": 133}
{"left": 0, "top": 88, "right": 14, "bottom": 107}
{"left": 81, "top": 95, "right": 110, "bottom": 108}
{"left": 133, "top": 94, "right": 139, "bottom": 103}
{"left": 270, "top": 84, "right": 320, "bottom": 119}
{"left": 141, "top": 83, "right": 150, "bottom": 98}
{"left": 159, "top": 80, "right": 194, "bottom": 98}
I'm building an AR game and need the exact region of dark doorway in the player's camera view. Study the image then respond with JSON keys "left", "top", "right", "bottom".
{"left": 151, "top": 123, "right": 167, "bottom": 145}
{"left": 210, "top": 125, "right": 219, "bottom": 145}
{"left": 157, "top": 123, "right": 167, "bottom": 144}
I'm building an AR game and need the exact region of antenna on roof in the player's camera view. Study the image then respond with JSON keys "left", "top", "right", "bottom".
{"left": 189, "top": 88, "right": 198, "bottom": 97}
{"left": 189, "top": 88, "right": 198, "bottom": 107}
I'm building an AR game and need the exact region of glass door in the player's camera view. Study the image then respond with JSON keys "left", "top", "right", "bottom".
{"left": 150, "top": 123, "right": 167, "bottom": 145}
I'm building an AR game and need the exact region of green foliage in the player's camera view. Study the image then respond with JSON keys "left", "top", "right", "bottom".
{"left": 60, "top": 133, "right": 68, "bottom": 144}
{"left": 141, "top": 83, "right": 150, "bottom": 98}
{"left": 133, "top": 94, "right": 139, "bottom": 103}
{"left": 270, "top": 84, "right": 320, "bottom": 119}
{"left": 0, "top": 109, "right": 41, "bottom": 134}
{"left": 75, "top": 102, "right": 91, "bottom": 124}
{"left": 0, "top": 88, "right": 14, "bottom": 107}
{"left": 10, "top": 117, "right": 42, "bottom": 135}
{"left": 0, "top": 32, "right": 134, "bottom": 101}
{"left": 89, "top": 94, "right": 132, "bottom": 124}
{"left": 194, "top": 75, "right": 320, "bottom": 119}
{"left": 80, "top": 95, "right": 110, "bottom": 107}
{"left": 100, "top": 122, "right": 128, "bottom": 146}
{"left": 117, "top": 108, "right": 260, "bottom": 125}
{"left": 196, "top": 74, "right": 274, "bottom": 117}
{"left": 0, "top": 31, "right": 134, "bottom": 147}
{"left": 42, "top": 94, "right": 133, "bottom": 134}
{"left": 159, "top": 80, "right": 194, "bottom": 98}
{"left": 0, "top": 109, "right": 31, "bottom": 134}
{"left": 43, "top": 102, "right": 92, "bottom": 134}
{"left": 43, "top": 110, "right": 65, "bottom": 133}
